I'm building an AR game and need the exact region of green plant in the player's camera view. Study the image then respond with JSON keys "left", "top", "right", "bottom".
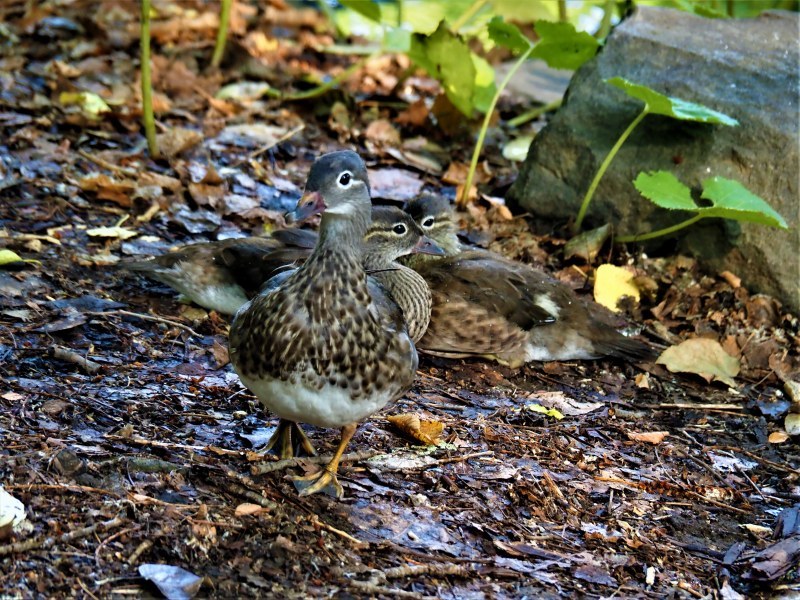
{"left": 140, "top": 0, "right": 158, "bottom": 158}
{"left": 615, "top": 172, "right": 788, "bottom": 242}
{"left": 573, "top": 77, "right": 739, "bottom": 232}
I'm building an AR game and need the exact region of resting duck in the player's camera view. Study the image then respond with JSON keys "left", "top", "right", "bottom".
{"left": 122, "top": 213, "right": 439, "bottom": 342}
{"left": 229, "top": 150, "right": 419, "bottom": 498}
{"left": 403, "top": 194, "right": 654, "bottom": 367}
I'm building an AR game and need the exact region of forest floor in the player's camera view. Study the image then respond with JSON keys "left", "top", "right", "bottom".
{"left": 1, "top": 2, "right": 798, "bottom": 598}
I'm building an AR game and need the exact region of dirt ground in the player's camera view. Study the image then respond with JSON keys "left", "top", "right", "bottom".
{"left": 1, "top": 1, "right": 799, "bottom": 598}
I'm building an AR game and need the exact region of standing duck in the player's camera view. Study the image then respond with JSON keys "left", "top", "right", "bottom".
{"left": 229, "top": 151, "right": 419, "bottom": 498}
{"left": 403, "top": 194, "right": 654, "bottom": 367}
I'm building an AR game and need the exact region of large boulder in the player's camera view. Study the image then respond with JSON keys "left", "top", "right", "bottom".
{"left": 507, "top": 7, "right": 799, "bottom": 312}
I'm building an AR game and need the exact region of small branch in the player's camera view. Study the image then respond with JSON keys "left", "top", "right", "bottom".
{"left": 309, "top": 514, "right": 366, "bottom": 546}
{"left": 574, "top": 106, "right": 649, "bottom": 231}
{"left": 77, "top": 149, "right": 138, "bottom": 177}
{"left": 384, "top": 564, "right": 473, "bottom": 579}
{"left": 225, "top": 482, "right": 278, "bottom": 510}
{"left": 615, "top": 214, "right": 704, "bottom": 243}
{"left": 349, "top": 582, "right": 429, "bottom": 599}
{"left": 127, "top": 539, "right": 153, "bottom": 564}
{"left": 140, "top": 0, "right": 159, "bottom": 158}
{"left": 211, "top": 0, "right": 232, "bottom": 68}
{"left": 0, "top": 515, "right": 126, "bottom": 557}
{"left": 230, "top": 124, "right": 305, "bottom": 168}
{"left": 51, "top": 345, "right": 102, "bottom": 374}
{"left": 451, "top": 0, "right": 489, "bottom": 31}
{"left": 507, "top": 99, "right": 562, "bottom": 128}
{"left": 251, "top": 450, "right": 379, "bottom": 475}
{"left": 85, "top": 309, "right": 201, "bottom": 338}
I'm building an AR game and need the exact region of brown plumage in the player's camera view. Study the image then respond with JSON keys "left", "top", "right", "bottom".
{"left": 403, "top": 194, "right": 655, "bottom": 367}
{"left": 229, "top": 151, "right": 419, "bottom": 498}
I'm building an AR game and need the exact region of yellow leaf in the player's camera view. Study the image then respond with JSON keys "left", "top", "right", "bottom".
{"left": 59, "top": 91, "right": 111, "bottom": 117}
{"left": 387, "top": 413, "right": 444, "bottom": 446}
{"left": 522, "top": 403, "right": 564, "bottom": 420}
{"left": 594, "top": 264, "right": 640, "bottom": 312}
{"left": 768, "top": 431, "right": 789, "bottom": 444}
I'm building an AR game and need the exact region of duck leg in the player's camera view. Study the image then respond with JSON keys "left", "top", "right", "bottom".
{"left": 265, "top": 419, "right": 317, "bottom": 459}
{"left": 292, "top": 423, "right": 357, "bottom": 498}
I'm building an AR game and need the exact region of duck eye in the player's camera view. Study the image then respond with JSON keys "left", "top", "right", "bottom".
{"left": 422, "top": 217, "right": 434, "bottom": 228}
{"left": 392, "top": 224, "right": 407, "bottom": 235}
{"left": 338, "top": 171, "right": 352, "bottom": 187}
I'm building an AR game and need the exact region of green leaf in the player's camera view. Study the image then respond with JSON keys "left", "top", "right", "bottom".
{"left": 487, "top": 16, "right": 532, "bottom": 54}
{"left": 530, "top": 21, "right": 599, "bottom": 70}
{"left": 470, "top": 52, "right": 497, "bottom": 114}
{"left": 699, "top": 176, "right": 788, "bottom": 229}
{"left": 488, "top": 0, "right": 557, "bottom": 22}
{"left": 0, "top": 249, "right": 40, "bottom": 267}
{"left": 606, "top": 77, "right": 739, "bottom": 125}
{"left": 383, "top": 26, "right": 412, "bottom": 52}
{"left": 339, "top": 0, "right": 381, "bottom": 23}
{"left": 409, "top": 22, "right": 476, "bottom": 116}
{"left": 634, "top": 171, "right": 697, "bottom": 211}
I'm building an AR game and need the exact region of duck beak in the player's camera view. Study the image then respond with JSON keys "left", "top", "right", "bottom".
{"left": 286, "top": 190, "right": 325, "bottom": 224}
{"left": 412, "top": 235, "right": 446, "bottom": 256}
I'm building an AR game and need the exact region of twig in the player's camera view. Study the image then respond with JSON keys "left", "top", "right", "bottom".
{"left": 232, "top": 124, "right": 305, "bottom": 167}
{"left": 713, "top": 446, "right": 800, "bottom": 476}
{"left": 0, "top": 515, "right": 126, "bottom": 557}
{"left": 6, "top": 483, "right": 120, "bottom": 497}
{"left": 349, "top": 582, "right": 429, "bottom": 599}
{"left": 95, "top": 526, "right": 138, "bottom": 566}
{"left": 51, "top": 346, "right": 102, "bottom": 374}
{"left": 85, "top": 310, "right": 200, "bottom": 338}
{"left": 225, "top": 482, "right": 278, "bottom": 510}
{"left": 76, "top": 149, "right": 138, "bottom": 177}
{"left": 76, "top": 578, "right": 100, "bottom": 600}
{"left": 251, "top": 450, "right": 379, "bottom": 475}
{"left": 309, "top": 514, "right": 366, "bottom": 547}
{"left": 384, "top": 564, "right": 473, "bottom": 579}
{"left": 639, "top": 403, "right": 745, "bottom": 411}
{"left": 433, "top": 450, "right": 494, "bottom": 466}
{"left": 104, "top": 434, "right": 243, "bottom": 457}
{"left": 127, "top": 539, "right": 153, "bottom": 564}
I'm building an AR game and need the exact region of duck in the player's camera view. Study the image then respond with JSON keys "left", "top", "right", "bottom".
{"left": 229, "top": 150, "right": 420, "bottom": 498}
{"left": 122, "top": 211, "right": 439, "bottom": 342}
{"left": 403, "top": 194, "right": 655, "bottom": 367}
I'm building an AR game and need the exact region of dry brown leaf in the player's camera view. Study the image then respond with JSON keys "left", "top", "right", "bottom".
{"left": 157, "top": 127, "right": 203, "bottom": 159}
{"left": 396, "top": 99, "right": 429, "bottom": 127}
{"left": 387, "top": 413, "right": 443, "bottom": 446}
{"left": 768, "top": 431, "right": 789, "bottom": 444}
{"left": 234, "top": 503, "right": 265, "bottom": 517}
{"left": 656, "top": 338, "right": 740, "bottom": 387}
{"left": 627, "top": 431, "right": 669, "bottom": 444}
{"left": 364, "top": 119, "right": 401, "bottom": 147}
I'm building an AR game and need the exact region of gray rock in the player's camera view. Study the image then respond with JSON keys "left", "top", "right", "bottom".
{"left": 507, "top": 6, "right": 799, "bottom": 311}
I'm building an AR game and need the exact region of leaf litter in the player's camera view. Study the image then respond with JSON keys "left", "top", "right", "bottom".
{"left": 0, "top": 1, "right": 799, "bottom": 599}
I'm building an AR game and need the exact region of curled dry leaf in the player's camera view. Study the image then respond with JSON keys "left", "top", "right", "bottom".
{"left": 387, "top": 413, "right": 443, "bottom": 446}
{"left": 656, "top": 338, "right": 740, "bottom": 387}
{"left": 627, "top": 431, "right": 669, "bottom": 445}
{"left": 234, "top": 503, "right": 265, "bottom": 517}
{"left": 157, "top": 127, "right": 203, "bottom": 159}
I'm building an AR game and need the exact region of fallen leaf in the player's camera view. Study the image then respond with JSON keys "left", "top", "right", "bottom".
{"left": 157, "top": 127, "right": 203, "bottom": 158}
{"left": 627, "top": 431, "right": 669, "bottom": 444}
{"left": 0, "top": 249, "right": 40, "bottom": 266}
{"left": 502, "top": 136, "right": 533, "bottom": 162}
{"left": 138, "top": 564, "right": 203, "bottom": 600}
{"left": 656, "top": 338, "right": 740, "bottom": 387}
{"left": 593, "top": 264, "right": 640, "bottom": 312}
{"left": 365, "top": 119, "right": 401, "bottom": 147}
{"left": 235, "top": 503, "right": 265, "bottom": 517}
{"left": 368, "top": 168, "right": 423, "bottom": 202}
{"left": 634, "top": 373, "right": 650, "bottom": 389}
{"left": 525, "top": 390, "right": 601, "bottom": 416}
{"left": 86, "top": 225, "right": 138, "bottom": 240}
{"left": 741, "top": 524, "right": 772, "bottom": 536}
{"left": 768, "top": 431, "right": 789, "bottom": 444}
{"left": 59, "top": 91, "right": 111, "bottom": 118}
{"left": 0, "top": 485, "right": 26, "bottom": 540}
{"left": 785, "top": 413, "right": 800, "bottom": 436}
{"left": 521, "top": 403, "right": 564, "bottom": 420}
{"left": 386, "top": 413, "right": 443, "bottom": 446}
{"left": 564, "top": 224, "right": 611, "bottom": 262}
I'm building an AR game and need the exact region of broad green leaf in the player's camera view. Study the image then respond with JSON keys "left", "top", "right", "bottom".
{"left": 471, "top": 53, "right": 497, "bottom": 114}
{"left": 634, "top": 171, "right": 697, "bottom": 211}
{"left": 531, "top": 21, "right": 599, "bottom": 70}
{"left": 409, "top": 23, "right": 476, "bottom": 116}
{"left": 489, "top": 0, "right": 556, "bottom": 22}
{"left": 699, "top": 176, "right": 788, "bottom": 229}
{"left": 339, "top": 0, "right": 381, "bottom": 23}
{"left": 487, "top": 16, "right": 531, "bottom": 54}
{"left": 606, "top": 77, "right": 739, "bottom": 125}
{"left": 383, "top": 26, "right": 412, "bottom": 52}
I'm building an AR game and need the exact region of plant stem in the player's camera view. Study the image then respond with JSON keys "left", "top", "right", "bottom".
{"left": 573, "top": 106, "right": 649, "bottom": 232}
{"left": 507, "top": 99, "right": 562, "bottom": 128}
{"left": 279, "top": 50, "right": 380, "bottom": 101}
{"left": 596, "top": 0, "right": 614, "bottom": 39}
{"left": 140, "top": 0, "right": 158, "bottom": 158}
{"left": 615, "top": 214, "right": 704, "bottom": 243}
{"left": 451, "top": 0, "right": 489, "bottom": 31}
{"left": 211, "top": 0, "right": 232, "bottom": 68}
{"left": 460, "top": 44, "right": 534, "bottom": 206}
{"left": 558, "top": 0, "right": 568, "bottom": 22}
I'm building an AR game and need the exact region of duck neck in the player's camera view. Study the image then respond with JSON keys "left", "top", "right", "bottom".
{"left": 313, "top": 207, "right": 371, "bottom": 262}
{"left": 370, "top": 263, "right": 432, "bottom": 343}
